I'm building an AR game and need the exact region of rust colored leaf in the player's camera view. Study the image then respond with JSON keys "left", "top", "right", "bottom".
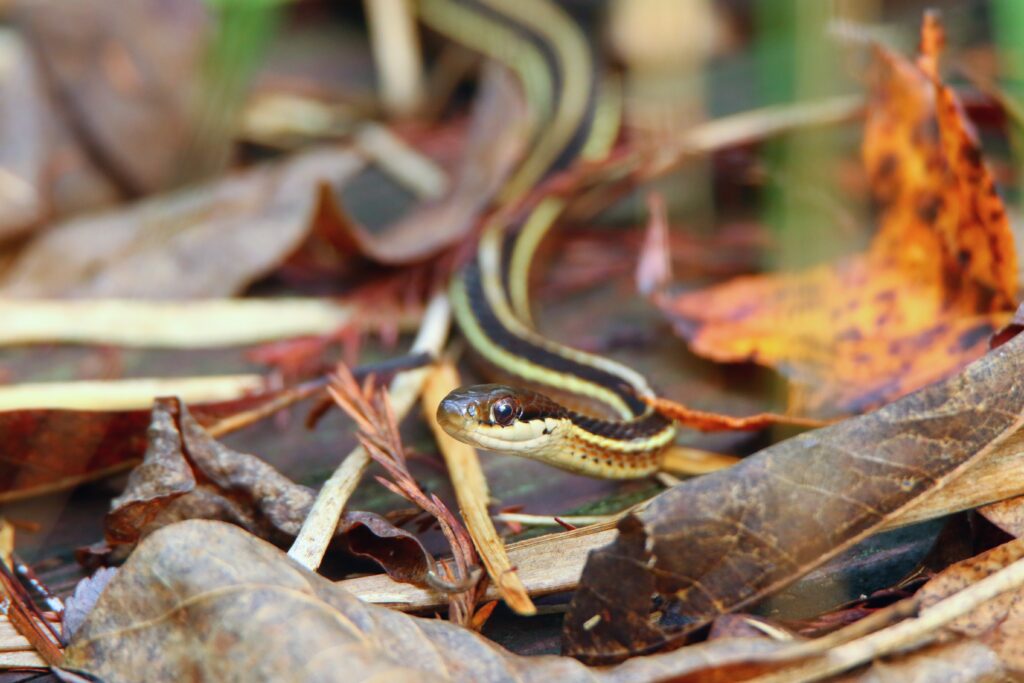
{"left": 0, "top": 148, "right": 363, "bottom": 298}
{"left": 644, "top": 395, "right": 828, "bottom": 432}
{"left": 0, "top": 408, "right": 151, "bottom": 503}
{"left": 0, "top": 389, "right": 294, "bottom": 505}
{"left": 657, "top": 14, "right": 1017, "bottom": 415}
{"left": 296, "top": 63, "right": 527, "bottom": 268}
{"left": 105, "top": 398, "right": 434, "bottom": 585}
{"left": 563, "top": 329, "right": 1024, "bottom": 661}
{"left": 65, "top": 520, "right": 797, "bottom": 682}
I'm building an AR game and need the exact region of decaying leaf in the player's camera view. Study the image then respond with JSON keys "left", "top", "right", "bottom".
{"left": 0, "top": 28, "right": 119, "bottom": 244}
{"left": 62, "top": 567, "right": 118, "bottom": 640}
{"left": 657, "top": 14, "right": 1017, "bottom": 415}
{"left": 65, "top": 520, "right": 796, "bottom": 683}
{"left": 0, "top": 31, "right": 48, "bottom": 242}
{"left": 563, "top": 328, "right": 1024, "bottom": 661}
{"left": 0, "top": 148, "right": 364, "bottom": 298}
{"left": 15, "top": 0, "right": 212, "bottom": 195}
{"left": 301, "top": 62, "right": 528, "bottom": 267}
{"left": 773, "top": 538, "right": 1024, "bottom": 682}
{"left": 105, "top": 398, "right": 435, "bottom": 586}
{"left": 0, "top": 383, "right": 320, "bottom": 503}
{"left": 0, "top": 408, "right": 151, "bottom": 503}
{"left": 917, "top": 539, "right": 1024, "bottom": 666}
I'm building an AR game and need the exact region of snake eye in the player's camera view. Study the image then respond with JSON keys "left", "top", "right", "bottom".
{"left": 490, "top": 398, "right": 519, "bottom": 426}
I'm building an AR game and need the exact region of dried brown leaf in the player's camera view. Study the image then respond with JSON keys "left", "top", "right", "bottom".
{"left": 15, "top": 0, "right": 213, "bottom": 194}
{"left": 295, "top": 63, "right": 527, "bottom": 268}
{"left": 0, "top": 148, "right": 363, "bottom": 298}
{"left": 62, "top": 567, "right": 118, "bottom": 640}
{"left": 105, "top": 398, "right": 435, "bottom": 586}
{"left": 564, "top": 330, "right": 1024, "bottom": 661}
{"left": 65, "top": 520, "right": 798, "bottom": 683}
{"left": 0, "top": 31, "right": 48, "bottom": 241}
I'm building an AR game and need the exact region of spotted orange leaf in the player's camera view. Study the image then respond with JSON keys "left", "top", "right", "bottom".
{"left": 657, "top": 12, "right": 1017, "bottom": 415}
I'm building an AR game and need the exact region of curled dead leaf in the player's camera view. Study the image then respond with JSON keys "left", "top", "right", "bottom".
{"left": 105, "top": 397, "right": 436, "bottom": 587}
{"left": 66, "top": 520, "right": 797, "bottom": 682}
{"left": 564, "top": 329, "right": 1024, "bottom": 661}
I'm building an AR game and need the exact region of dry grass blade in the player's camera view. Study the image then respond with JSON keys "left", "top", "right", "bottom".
{"left": 329, "top": 363, "right": 484, "bottom": 626}
{"left": 0, "top": 375, "right": 265, "bottom": 412}
{"left": 363, "top": 0, "right": 424, "bottom": 117}
{"left": 339, "top": 520, "right": 620, "bottom": 611}
{"left": 422, "top": 362, "right": 536, "bottom": 616}
{"left": 0, "top": 299, "right": 418, "bottom": 348}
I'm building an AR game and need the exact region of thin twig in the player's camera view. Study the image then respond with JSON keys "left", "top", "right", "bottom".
{"left": 752, "top": 556, "right": 1024, "bottom": 683}
{"left": 206, "top": 351, "right": 434, "bottom": 438}
{"left": 330, "top": 362, "right": 483, "bottom": 625}
{"left": 287, "top": 293, "right": 450, "bottom": 571}
{"left": 491, "top": 512, "right": 619, "bottom": 528}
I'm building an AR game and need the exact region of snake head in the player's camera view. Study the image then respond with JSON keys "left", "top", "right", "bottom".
{"left": 436, "top": 384, "right": 567, "bottom": 455}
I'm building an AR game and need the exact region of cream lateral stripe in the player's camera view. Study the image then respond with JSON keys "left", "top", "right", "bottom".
{"left": 477, "top": 0, "right": 591, "bottom": 202}
{"left": 580, "top": 74, "right": 623, "bottom": 161}
{"left": 450, "top": 274, "right": 634, "bottom": 418}
{"left": 569, "top": 426, "right": 676, "bottom": 452}
{"left": 418, "top": 0, "right": 551, "bottom": 136}
{"left": 0, "top": 299, "right": 413, "bottom": 348}
{"left": 476, "top": 221, "right": 655, "bottom": 414}
{"left": 0, "top": 375, "right": 265, "bottom": 411}
{"left": 422, "top": 362, "right": 536, "bottom": 615}
{"left": 506, "top": 197, "right": 565, "bottom": 325}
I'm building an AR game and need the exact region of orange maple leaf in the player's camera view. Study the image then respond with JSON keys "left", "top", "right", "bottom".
{"left": 657, "top": 12, "right": 1017, "bottom": 416}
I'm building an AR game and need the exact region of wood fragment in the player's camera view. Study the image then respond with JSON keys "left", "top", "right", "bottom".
{"left": 422, "top": 361, "right": 535, "bottom": 615}
{"left": 0, "top": 615, "right": 46, "bottom": 668}
{"left": 340, "top": 520, "right": 618, "bottom": 610}
{"left": 288, "top": 293, "right": 450, "bottom": 571}
{"left": 353, "top": 123, "right": 447, "bottom": 199}
{"left": 340, "top": 424, "right": 1024, "bottom": 611}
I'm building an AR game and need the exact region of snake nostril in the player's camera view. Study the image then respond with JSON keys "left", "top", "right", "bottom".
{"left": 439, "top": 398, "right": 458, "bottom": 416}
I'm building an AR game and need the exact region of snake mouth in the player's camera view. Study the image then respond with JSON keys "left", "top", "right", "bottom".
{"left": 436, "top": 387, "right": 563, "bottom": 454}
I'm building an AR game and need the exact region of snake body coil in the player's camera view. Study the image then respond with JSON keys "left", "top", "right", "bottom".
{"left": 430, "top": 0, "right": 676, "bottom": 478}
